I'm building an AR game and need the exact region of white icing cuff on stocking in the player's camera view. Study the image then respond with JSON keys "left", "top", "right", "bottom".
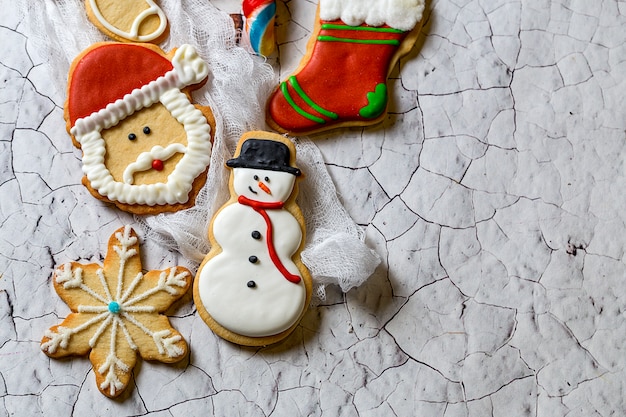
{"left": 319, "top": 0, "right": 425, "bottom": 31}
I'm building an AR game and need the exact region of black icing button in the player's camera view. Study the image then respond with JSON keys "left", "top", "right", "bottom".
{"left": 247, "top": 280, "right": 256, "bottom": 288}
{"left": 251, "top": 230, "right": 261, "bottom": 240}
{"left": 249, "top": 255, "right": 258, "bottom": 264}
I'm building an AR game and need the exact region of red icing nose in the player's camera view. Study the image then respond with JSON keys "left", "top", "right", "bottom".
{"left": 152, "top": 160, "right": 164, "bottom": 171}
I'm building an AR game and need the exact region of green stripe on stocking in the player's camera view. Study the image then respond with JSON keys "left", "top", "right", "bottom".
{"left": 317, "top": 35, "right": 401, "bottom": 46}
{"left": 320, "top": 24, "right": 404, "bottom": 34}
{"left": 289, "top": 76, "right": 338, "bottom": 120}
{"left": 280, "top": 82, "right": 326, "bottom": 124}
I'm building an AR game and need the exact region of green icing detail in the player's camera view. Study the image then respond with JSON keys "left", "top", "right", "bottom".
{"left": 289, "top": 76, "right": 338, "bottom": 120}
{"left": 359, "top": 83, "right": 388, "bottom": 119}
{"left": 317, "top": 35, "right": 400, "bottom": 46}
{"left": 320, "top": 23, "right": 404, "bottom": 34}
{"left": 281, "top": 82, "right": 326, "bottom": 124}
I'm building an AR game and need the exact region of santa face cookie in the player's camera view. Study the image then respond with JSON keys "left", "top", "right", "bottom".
{"left": 194, "top": 131, "right": 312, "bottom": 346}
{"left": 65, "top": 43, "right": 215, "bottom": 214}
{"left": 41, "top": 226, "right": 191, "bottom": 398}
{"left": 85, "top": 0, "right": 169, "bottom": 43}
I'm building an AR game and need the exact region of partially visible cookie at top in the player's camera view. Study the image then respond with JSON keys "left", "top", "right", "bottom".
{"left": 65, "top": 42, "right": 215, "bottom": 214}
{"left": 85, "top": 0, "right": 169, "bottom": 43}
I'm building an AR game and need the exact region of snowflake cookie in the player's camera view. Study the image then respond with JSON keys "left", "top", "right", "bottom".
{"left": 41, "top": 226, "right": 191, "bottom": 398}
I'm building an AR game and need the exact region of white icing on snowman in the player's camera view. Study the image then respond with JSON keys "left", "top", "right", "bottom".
{"left": 197, "top": 150, "right": 306, "bottom": 338}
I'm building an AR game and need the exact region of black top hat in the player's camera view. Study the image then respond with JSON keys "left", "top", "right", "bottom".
{"left": 226, "top": 139, "right": 301, "bottom": 176}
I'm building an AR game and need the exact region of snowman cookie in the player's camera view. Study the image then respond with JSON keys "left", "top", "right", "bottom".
{"left": 194, "top": 131, "right": 312, "bottom": 346}
{"left": 85, "top": 0, "right": 169, "bottom": 43}
{"left": 65, "top": 43, "right": 215, "bottom": 214}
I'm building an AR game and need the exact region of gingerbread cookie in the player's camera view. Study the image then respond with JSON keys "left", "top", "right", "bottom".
{"left": 194, "top": 131, "right": 312, "bottom": 346}
{"left": 41, "top": 226, "right": 191, "bottom": 398}
{"left": 266, "top": 0, "right": 425, "bottom": 135}
{"left": 65, "top": 43, "right": 215, "bottom": 214}
{"left": 85, "top": 0, "right": 169, "bottom": 43}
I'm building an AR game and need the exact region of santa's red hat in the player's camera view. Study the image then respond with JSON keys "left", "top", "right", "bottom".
{"left": 68, "top": 43, "right": 209, "bottom": 137}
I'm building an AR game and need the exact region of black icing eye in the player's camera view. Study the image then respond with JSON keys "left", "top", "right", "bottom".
{"left": 253, "top": 175, "right": 259, "bottom": 181}
{"left": 143, "top": 126, "right": 151, "bottom": 134}
{"left": 264, "top": 176, "right": 270, "bottom": 182}
{"left": 128, "top": 133, "right": 137, "bottom": 141}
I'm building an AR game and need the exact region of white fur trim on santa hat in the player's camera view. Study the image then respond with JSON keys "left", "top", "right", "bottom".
{"left": 319, "top": 0, "right": 425, "bottom": 31}
{"left": 71, "top": 44, "right": 209, "bottom": 138}
{"left": 172, "top": 44, "right": 209, "bottom": 86}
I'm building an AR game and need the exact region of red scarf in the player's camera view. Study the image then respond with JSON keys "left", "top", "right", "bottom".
{"left": 238, "top": 195, "right": 301, "bottom": 284}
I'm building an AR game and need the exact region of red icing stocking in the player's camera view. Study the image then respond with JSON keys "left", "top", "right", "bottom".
{"left": 266, "top": 19, "right": 411, "bottom": 135}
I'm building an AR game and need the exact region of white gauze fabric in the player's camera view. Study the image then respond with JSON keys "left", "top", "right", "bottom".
{"left": 21, "top": 0, "right": 380, "bottom": 302}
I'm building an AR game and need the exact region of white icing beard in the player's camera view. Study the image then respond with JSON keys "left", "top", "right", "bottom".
{"left": 78, "top": 88, "right": 212, "bottom": 206}
{"left": 319, "top": 0, "right": 425, "bottom": 31}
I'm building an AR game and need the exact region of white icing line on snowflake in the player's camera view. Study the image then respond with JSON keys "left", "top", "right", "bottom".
{"left": 120, "top": 272, "right": 145, "bottom": 304}
{"left": 153, "top": 330, "right": 184, "bottom": 357}
{"left": 77, "top": 305, "right": 109, "bottom": 313}
{"left": 41, "top": 327, "right": 72, "bottom": 353}
{"left": 55, "top": 264, "right": 108, "bottom": 305}
{"left": 89, "top": 314, "right": 113, "bottom": 348}
{"left": 114, "top": 226, "right": 138, "bottom": 300}
{"left": 123, "top": 268, "right": 189, "bottom": 306}
{"left": 116, "top": 316, "right": 138, "bottom": 351}
{"left": 98, "top": 319, "right": 129, "bottom": 397}
{"left": 56, "top": 263, "right": 83, "bottom": 289}
{"left": 96, "top": 269, "right": 114, "bottom": 302}
{"left": 120, "top": 312, "right": 183, "bottom": 357}
{"left": 123, "top": 305, "right": 156, "bottom": 313}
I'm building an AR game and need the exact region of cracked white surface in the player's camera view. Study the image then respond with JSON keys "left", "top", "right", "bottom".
{"left": 1, "top": 0, "right": 625, "bottom": 416}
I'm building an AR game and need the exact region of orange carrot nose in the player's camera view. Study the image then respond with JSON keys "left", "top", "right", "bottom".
{"left": 258, "top": 181, "right": 271, "bottom": 194}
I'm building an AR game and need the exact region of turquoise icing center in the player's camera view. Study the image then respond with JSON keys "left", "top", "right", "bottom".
{"left": 108, "top": 301, "right": 121, "bottom": 314}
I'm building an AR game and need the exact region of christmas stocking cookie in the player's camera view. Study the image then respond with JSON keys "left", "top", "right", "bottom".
{"left": 194, "top": 131, "right": 312, "bottom": 346}
{"left": 85, "top": 0, "right": 168, "bottom": 43}
{"left": 41, "top": 226, "right": 191, "bottom": 398}
{"left": 266, "top": 0, "right": 425, "bottom": 135}
{"left": 65, "top": 43, "right": 215, "bottom": 214}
